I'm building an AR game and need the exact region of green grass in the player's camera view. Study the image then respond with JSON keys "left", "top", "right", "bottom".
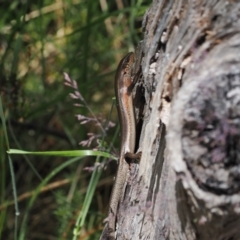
{"left": 0, "top": 0, "right": 151, "bottom": 239}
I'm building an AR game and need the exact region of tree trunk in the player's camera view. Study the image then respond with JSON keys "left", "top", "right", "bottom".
{"left": 104, "top": 1, "right": 240, "bottom": 239}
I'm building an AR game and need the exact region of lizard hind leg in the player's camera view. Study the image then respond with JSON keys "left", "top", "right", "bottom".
{"left": 124, "top": 151, "right": 142, "bottom": 164}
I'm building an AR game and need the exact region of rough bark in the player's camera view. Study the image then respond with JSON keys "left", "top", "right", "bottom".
{"left": 109, "top": 1, "right": 240, "bottom": 239}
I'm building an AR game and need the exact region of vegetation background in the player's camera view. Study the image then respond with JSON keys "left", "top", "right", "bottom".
{"left": 0, "top": 0, "right": 151, "bottom": 239}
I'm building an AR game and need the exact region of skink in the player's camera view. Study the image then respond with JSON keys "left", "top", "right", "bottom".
{"left": 100, "top": 52, "right": 137, "bottom": 240}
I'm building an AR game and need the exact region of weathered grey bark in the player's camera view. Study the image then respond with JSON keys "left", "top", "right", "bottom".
{"left": 109, "top": 1, "right": 240, "bottom": 239}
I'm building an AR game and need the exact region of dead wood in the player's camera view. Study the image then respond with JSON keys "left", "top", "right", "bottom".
{"left": 102, "top": 1, "right": 240, "bottom": 239}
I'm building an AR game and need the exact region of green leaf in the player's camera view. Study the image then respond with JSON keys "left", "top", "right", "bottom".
{"left": 7, "top": 149, "right": 117, "bottom": 160}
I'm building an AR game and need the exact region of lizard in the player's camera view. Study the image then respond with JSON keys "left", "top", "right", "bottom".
{"left": 100, "top": 52, "right": 141, "bottom": 239}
